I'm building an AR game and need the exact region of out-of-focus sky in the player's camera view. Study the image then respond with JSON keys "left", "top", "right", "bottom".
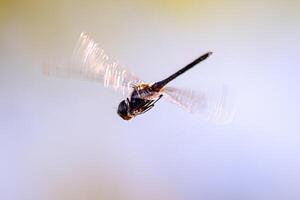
{"left": 1, "top": 0, "right": 300, "bottom": 199}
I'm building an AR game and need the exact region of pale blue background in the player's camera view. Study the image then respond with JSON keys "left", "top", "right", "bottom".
{"left": 1, "top": 0, "right": 300, "bottom": 199}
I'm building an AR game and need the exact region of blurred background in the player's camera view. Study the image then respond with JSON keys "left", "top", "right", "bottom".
{"left": 1, "top": 0, "right": 300, "bottom": 199}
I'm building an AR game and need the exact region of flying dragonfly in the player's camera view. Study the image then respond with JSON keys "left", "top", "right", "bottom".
{"left": 44, "top": 32, "right": 234, "bottom": 123}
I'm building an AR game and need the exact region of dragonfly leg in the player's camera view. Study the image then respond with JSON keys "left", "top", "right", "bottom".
{"left": 143, "top": 94, "right": 162, "bottom": 108}
{"left": 154, "top": 94, "right": 163, "bottom": 102}
{"left": 140, "top": 104, "right": 155, "bottom": 114}
{"left": 140, "top": 95, "right": 163, "bottom": 114}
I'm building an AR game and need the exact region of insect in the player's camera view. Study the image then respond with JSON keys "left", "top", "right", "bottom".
{"left": 44, "top": 32, "right": 234, "bottom": 123}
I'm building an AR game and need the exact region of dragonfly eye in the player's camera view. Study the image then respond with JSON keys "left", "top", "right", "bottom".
{"left": 117, "top": 100, "right": 132, "bottom": 120}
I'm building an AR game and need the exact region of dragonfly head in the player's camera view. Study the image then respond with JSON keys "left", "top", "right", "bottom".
{"left": 117, "top": 99, "right": 133, "bottom": 120}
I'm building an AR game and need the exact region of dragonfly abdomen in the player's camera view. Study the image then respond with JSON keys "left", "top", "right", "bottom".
{"left": 153, "top": 52, "right": 213, "bottom": 90}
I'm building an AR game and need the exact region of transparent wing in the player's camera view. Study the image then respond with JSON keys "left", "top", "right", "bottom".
{"left": 163, "top": 85, "right": 236, "bottom": 125}
{"left": 43, "top": 32, "right": 143, "bottom": 95}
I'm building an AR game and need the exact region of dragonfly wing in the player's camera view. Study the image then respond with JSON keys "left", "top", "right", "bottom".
{"left": 162, "top": 85, "right": 236, "bottom": 125}
{"left": 44, "top": 32, "right": 143, "bottom": 95}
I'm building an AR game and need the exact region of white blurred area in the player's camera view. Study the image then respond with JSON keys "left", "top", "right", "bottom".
{"left": 1, "top": 0, "right": 300, "bottom": 199}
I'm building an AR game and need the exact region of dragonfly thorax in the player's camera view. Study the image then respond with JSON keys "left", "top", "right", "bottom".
{"left": 117, "top": 86, "right": 163, "bottom": 120}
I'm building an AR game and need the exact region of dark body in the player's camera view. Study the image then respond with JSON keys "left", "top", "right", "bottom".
{"left": 117, "top": 52, "right": 212, "bottom": 120}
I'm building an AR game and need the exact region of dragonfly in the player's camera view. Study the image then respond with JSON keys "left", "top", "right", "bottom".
{"left": 44, "top": 32, "right": 234, "bottom": 123}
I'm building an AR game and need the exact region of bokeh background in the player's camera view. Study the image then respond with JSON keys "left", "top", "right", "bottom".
{"left": 1, "top": 0, "right": 300, "bottom": 199}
